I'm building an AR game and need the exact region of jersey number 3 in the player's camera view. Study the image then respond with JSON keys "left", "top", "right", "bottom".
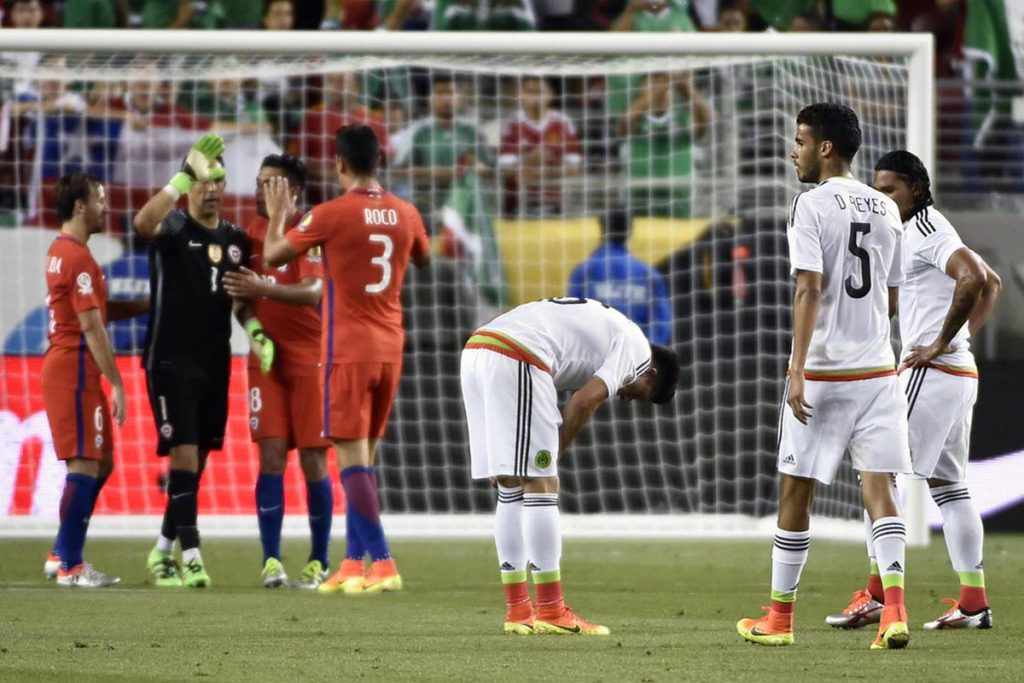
{"left": 844, "top": 222, "right": 871, "bottom": 299}
{"left": 366, "top": 234, "right": 393, "bottom": 293}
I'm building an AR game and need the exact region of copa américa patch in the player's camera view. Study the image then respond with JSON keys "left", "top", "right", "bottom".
{"left": 298, "top": 211, "right": 313, "bottom": 232}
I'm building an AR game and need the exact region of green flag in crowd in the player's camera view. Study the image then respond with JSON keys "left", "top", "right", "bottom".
{"left": 440, "top": 170, "right": 508, "bottom": 308}
{"left": 962, "top": 0, "right": 1023, "bottom": 81}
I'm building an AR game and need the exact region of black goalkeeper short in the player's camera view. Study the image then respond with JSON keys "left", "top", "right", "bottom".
{"left": 145, "top": 359, "right": 230, "bottom": 456}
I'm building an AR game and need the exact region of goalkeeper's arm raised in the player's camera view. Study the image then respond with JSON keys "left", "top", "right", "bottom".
{"left": 133, "top": 133, "right": 226, "bottom": 240}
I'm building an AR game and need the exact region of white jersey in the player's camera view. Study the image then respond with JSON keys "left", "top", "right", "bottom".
{"left": 476, "top": 297, "right": 651, "bottom": 395}
{"left": 898, "top": 206, "right": 974, "bottom": 369}
{"left": 787, "top": 176, "right": 903, "bottom": 379}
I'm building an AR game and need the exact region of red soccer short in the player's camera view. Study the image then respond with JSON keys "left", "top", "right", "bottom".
{"left": 248, "top": 366, "right": 331, "bottom": 450}
{"left": 41, "top": 360, "right": 113, "bottom": 461}
{"left": 323, "top": 362, "right": 401, "bottom": 441}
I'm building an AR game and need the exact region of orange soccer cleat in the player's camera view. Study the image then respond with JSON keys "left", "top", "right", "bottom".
{"left": 737, "top": 607, "right": 795, "bottom": 646}
{"left": 363, "top": 558, "right": 403, "bottom": 594}
{"left": 870, "top": 604, "right": 910, "bottom": 650}
{"left": 503, "top": 600, "right": 535, "bottom": 635}
{"left": 534, "top": 604, "right": 610, "bottom": 636}
{"left": 318, "top": 558, "right": 366, "bottom": 595}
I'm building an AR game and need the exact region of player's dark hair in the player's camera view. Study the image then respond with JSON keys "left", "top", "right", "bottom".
{"left": 263, "top": 0, "right": 293, "bottom": 16}
{"left": 54, "top": 171, "right": 101, "bottom": 223}
{"left": 796, "top": 102, "right": 862, "bottom": 162}
{"left": 874, "top": 149, "right": 934, "bottom": 210}
{"left": 260, "top": 153, "right": 307, "bottom": 191}
{"left": 603, "top": 208, "right": 631, "bottom": 246}
{"left": 648, "top": 344, "right": 680, "bottom": 405}
{"left": 335, "top": 124, "right": 380, "bottom": 176}
{"left": 431, "top": 71, "right": 455, "bottom": 88}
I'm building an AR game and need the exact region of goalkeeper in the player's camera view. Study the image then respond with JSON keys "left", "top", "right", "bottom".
{"left": 133, "top": 133, "right": 270, "bottom": 588}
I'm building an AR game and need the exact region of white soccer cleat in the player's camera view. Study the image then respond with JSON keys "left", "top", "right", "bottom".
{"left": 56, "top": 564, "right": 121, "bottom": 588}
{"left": 923, "top": 599, "right": 993, "bottom": 630}
{"left": 44, "top": 552, "right": 61, "bottom": 580}
{"left": 825, "top": 589, "right": 883, "bottom": 628}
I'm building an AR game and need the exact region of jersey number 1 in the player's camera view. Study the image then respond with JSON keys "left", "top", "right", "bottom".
{"left": 845, "top": 222, "right": 871, "bottom": 299}
{"left": 366, "top": 234, "right": 393, "bottom": 293}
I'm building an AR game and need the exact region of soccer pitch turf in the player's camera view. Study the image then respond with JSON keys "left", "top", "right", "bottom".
{"left": 1, "top": 535, "right": 1021, "bottom": 682}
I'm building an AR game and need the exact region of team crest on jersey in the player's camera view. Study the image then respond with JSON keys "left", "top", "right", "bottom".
{"left": 307, "top": 246, "right": 322, "bottom": 263}
{"left": 535, "top": 450, "right": 552, "bottom": 469}
{"left": 94, "top": 434, "right": 103, "bottom": 449}
{"left": 207, "top": 244, "right": 223, "bottom": 265}
{"left": 250, "top": 416, "right": 259, "bottom": 431}
{"left": 227, "top": 244, "right": 242, "bottom": 265}
{"left": 298, "top": 211, "right": 313, "bottom": 232}
{"left": 76, "top": 272, "right": 93, "bottom": 295}
{"left": 160, "top": 423, "right": 173, "bottom": 439}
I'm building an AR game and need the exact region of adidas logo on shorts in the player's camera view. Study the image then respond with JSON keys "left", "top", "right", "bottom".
{"left": 782, "top": 454, "right": 796, "bottom": 466}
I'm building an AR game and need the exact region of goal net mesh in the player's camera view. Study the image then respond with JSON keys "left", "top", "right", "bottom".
{"left": 0, "top": 49, "right": 911, "bottom": 534}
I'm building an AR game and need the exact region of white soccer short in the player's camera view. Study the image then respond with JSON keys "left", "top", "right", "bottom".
{"left": 460, "top": 348, "right": 561, "bottom": 479}
{"left": 777, "top": 374, "right": 912, "bottom": 484}
{"left": 901, "top": 366, "right": 978, "bottom": 482}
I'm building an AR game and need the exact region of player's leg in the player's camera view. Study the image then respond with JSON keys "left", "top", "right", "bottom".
{"left": 168, "top": 444, "right": 210, "bottom": 587}
{"left": 256, "top": 438, "right": 289, "bottom": 588}
{"left": 295, "top": 447, "right": 332, "bottom": 589}
{"left": 825, "top": 506, "right": 885, "bottom": 629}
{"left": 145, "top": 365, "right": 186, "bottom": 586}
{"left": 493, "top": 475, "right": 531, "bottom": 634}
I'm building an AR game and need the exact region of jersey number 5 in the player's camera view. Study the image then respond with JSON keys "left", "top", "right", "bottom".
{"left": 366, "top": 234, "right": 393, "bottom": 293}
{"left": 844, "top": 222, "right": 871, "bottom": 299}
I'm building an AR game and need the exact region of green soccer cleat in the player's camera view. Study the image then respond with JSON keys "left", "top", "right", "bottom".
{"left": 292, "top": 560, "right": 328, "bottom": 590}
{"left": 262, "top": 557, "right": 288, "bottom": 588}
{"left": 182, "top": 557, "right": 211, "bottom": 588}
{"left": 147, "top": 547, "right": 183, "bottom": 588}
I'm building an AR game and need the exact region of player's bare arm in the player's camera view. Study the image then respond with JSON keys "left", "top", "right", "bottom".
{"left": 787, "top": 269, "right": 821, "bottom": 424}
{"left": 223, "top": 267, "right": 322, "bottom": 307}
{"left": 106, "top": 299, "right": 150, "bottom": 321}
{"left": 133, "top": 134, "right": 226, "bottom": 239}
{"left": 232, "top": 299, "right": 276, "bottom": 374}
{"left": 262, "top": 176, "right": 300, "bottom": 267}
{"left": 78, "top": 307, "right": 126, "bottom": 426}
{"left": 888, "top": 286, "right": 898, "bottom": 320}
{"left": 968, "top": 256, "right": 1002, "bottom": 337}
{"left": 558, "top": 376, "right": 609, "bottom": 453}
{"left": 906, "top": 248, "right": 988, "bottom": 368}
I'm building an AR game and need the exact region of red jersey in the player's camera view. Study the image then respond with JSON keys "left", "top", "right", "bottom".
{"left": 498, "top": 109, "right": 581, "bottom": 211}
{"left": 43, "top": 234, "right": 107, "bottom": 383}
{"left": 285, "top": 188, "right": 430, "bottom": 365}
{"left": 245, "top": 214, "right": 324, "bottom": 374}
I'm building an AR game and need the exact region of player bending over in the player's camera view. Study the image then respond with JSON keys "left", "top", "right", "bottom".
{"left": 461, "top": 297, "right": 679, "bottom": 635}
{"left": 737, "top": 103, "right": 913, "bottom": 650}
{"left": 42, "top": 172, "right": 148, "bottom": 587}
{"left": 825, "top": 150, "right": 1000, "bottom": 631}
{"left": 134, "top": 134, "right": 268, "bottom": 588}
{"left": 263, "top": 125, "right": 430, "bottom": 595}
{"left": 223, "top": 154, "right": 335, "bottom": 590}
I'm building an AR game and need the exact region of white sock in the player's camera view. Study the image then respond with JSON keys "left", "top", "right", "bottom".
{"left": 523, "top": 493, "right": 561, "bottom": 575}
{"left": 156, "top": 535, "right": 175, "bottom": 553}
{"left": 182, "top": 547, "right": 202, "bottom": 564}
{"left": 871, "top": 516, "right": 906, "bottom": 591}
{"left": 931, "top": 484, "right": 984, "bottom": 576}
{"left": 863, "top": 509, "right": 876, "bottom": 569}
{"left": 495, "top": 485, "right": 526, "bottom": 576}
{"left": 770, "top": 528, "right": 810, "bottom": 602}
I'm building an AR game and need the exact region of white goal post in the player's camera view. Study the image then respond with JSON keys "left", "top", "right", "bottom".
{"left": 0, "top": 30, "right": 934, "bottom": 545}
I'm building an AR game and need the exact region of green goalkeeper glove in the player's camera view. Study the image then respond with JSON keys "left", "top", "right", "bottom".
{"left": 245, "top": 317, "right": 275, "bottom": 374}
{"left": 168, "top": 133, "right": 226, "bottom": 195}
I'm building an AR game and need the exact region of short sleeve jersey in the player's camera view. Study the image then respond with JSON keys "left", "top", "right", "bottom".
{"left": 44, "top": 234, "right": 107, "bottom": 382}
{"left": 479, "top": 298, "right": 652, "bottom": 396}
{"left": 245, "top": 215, "right": 323, "bottom": 374}
{"left": 285, "top": 188, "right": 431, "bottom": 365}
{"left": 498, "top": 110, "right": 582, "bottom": 169}
{"left": 898, "top": 206, "right": 973, "bottom": 367}
{"left": 786, "top": 176, "right": 903, "bottom": 376}
{"left": 144, "top": 209, "right": 250, "bottom": 369}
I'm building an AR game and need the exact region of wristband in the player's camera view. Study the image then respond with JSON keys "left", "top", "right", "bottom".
{"left": 168, "top": 171, "right": 194, "bottom": 197}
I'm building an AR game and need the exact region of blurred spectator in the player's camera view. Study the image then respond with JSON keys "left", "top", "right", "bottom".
{"left": 10, "top": 0, "right": 44, "bottom": 28}
{"left": 335, "top": 0, "right": 373, "bottom": 29}
{"left": 220, "top": 0, "right": 263, "bottom": 28}
{"left": 260, "top": 0, "right": 293, "bottom": 30}
{"left": 831, "top": 0, "right": 896, "bottom": 31}
{"left": 140, "top": 0, "right": 192, "bottom": 28}
{"left": 568, "top": 209, "right": 672, "bottom": 345}
{"left": 612, "top": 0, "right": 697, "bottom": 32}
{"left": 192, "top": 58, "right": 270, "bottom": 136}
{"left": 432, "top": 0, "right": 537, "bottom": 31}
{"left": 716, "top": 0, "right": 747, "bottom": 31}
{"left": 899, "top": 0, "right": 964, "bottom": 77}
{"left": 4, "top": 0, "right": 44, "bottom": 98}
{"left": 865, "top": 11, "right": 895, "bottom": 32}
{"left": 574, "top": 0, "right": 627, "bottom": 30}
{"left": 378, "top": 0, "right": 431, "bottom": 30}
{"left": 499, "top": 75, "right": 581, "bottom": 216}
{"left": 617, "top": 71, "right": 710, "bottom": 217}
{"left": 786, "top": 12, "right": 819, "bottom": 31}
{"left": 749, "top": 0, "right": 814, "bottom": 31}
{"left": 298, "top": 70, "right": 389, "bottom": 204}
{"left": 63, "top": 0, "right": 128, "bottom": 27}
{"left": 392, "top": 72, "right": 492, "bottom": 223}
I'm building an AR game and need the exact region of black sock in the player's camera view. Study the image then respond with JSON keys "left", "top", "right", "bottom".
{"left": 168, "top": 469, "right": 200, "bottom": 552}
{"left": 160, "top": 498, "right": 177, "bottom": 541}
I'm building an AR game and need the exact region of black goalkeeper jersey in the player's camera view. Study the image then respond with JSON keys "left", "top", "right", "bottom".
{"left": 143, "top": 209, "right": 250, "bottom": 370}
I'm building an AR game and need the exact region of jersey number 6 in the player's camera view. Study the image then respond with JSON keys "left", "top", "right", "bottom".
{"left": 844, "top": 222, "right": 871, "bottom": 299}
{"left": 366, "top": 233, "right": 393, "bottom": 294}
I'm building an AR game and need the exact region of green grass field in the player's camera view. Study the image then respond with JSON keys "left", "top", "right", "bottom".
{"left": 1, "top": 534, "right": 1021, "bottom": 682}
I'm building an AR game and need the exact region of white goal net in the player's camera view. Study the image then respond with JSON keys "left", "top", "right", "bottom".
{"left": 0, "top": 32, "right": 932, "bottom": 541}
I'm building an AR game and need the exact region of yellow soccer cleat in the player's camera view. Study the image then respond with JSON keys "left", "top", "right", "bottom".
{"left": 534, "top": 605, "right": 610, "bottom": 636}
{"left": 363, "top": 558, "right": 403, "bottom": 594}
{"left": 871, "top": 606, "right": 910, "bottom": 650}
{"left": 503, "top": 601, "right": 535, "bottom": 636}
{"left": 318, "top": 559, "right": 366, "bottom": 595}
{"left": 737, "top": 608, "right": 795, "bottom": 646}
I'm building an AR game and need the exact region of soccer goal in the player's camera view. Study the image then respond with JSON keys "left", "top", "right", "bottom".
{"left": 0, "top": 30, "right": 934, "bottom": 544}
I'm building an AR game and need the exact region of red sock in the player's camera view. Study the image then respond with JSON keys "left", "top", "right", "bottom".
{"left": 504, "top": 581, "right": 529, "bottom": 608}
{"left": 883, "top": 586, "right": 904, "bottom": 608}
{"left": 535, "top": 581, "right": 564, "bottom": 614}
{"left": 867, "top": 574, "right": 885, "bottom": 603}
{"left": 958, "top": 586, "right": 988, "bottom": 614}
{"left": 770, "top": 599, "right": 794, "bottom": 615}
